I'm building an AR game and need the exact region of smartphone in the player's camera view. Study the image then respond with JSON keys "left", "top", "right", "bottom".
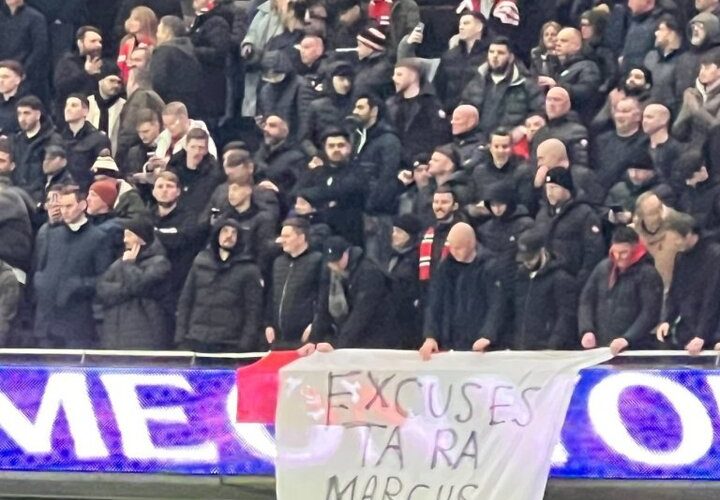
{"left": 610, "top": 205, "right": 624, "bottom": 213}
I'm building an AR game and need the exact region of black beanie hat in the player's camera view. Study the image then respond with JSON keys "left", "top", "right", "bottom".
{"left": 124, "top": 217, "right": 155, "bottom": 245}
{"left": 545, "top": 166, "right": 574, "bottom": 193}
{"left": 392, "top": 213, "right": 423, "bottom": 237}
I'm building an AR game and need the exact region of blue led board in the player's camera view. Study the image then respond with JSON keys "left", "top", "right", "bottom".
{"left": 0, "top": 365, "right": 717, "bottom": 479}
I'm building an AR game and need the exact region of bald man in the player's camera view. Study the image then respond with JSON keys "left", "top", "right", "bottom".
{"left": 451, "top": 104, "right": 486, "bottom": 166}
{"left": 538, "top": 28, "right": 601, "bottom": 121}
{"left": 419, "top": 222, "right": 508, "bottom": 359}
{"left": 534, "top": 138, "right": 604, "bottom": 205}
{"left": 532, "top": 88, "right": 590, "bottom": 169}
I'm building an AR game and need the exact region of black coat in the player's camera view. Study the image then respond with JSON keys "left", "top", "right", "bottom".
{"left": 0, "top": 187, "right": 33, "bottom": 272}
{"left": 532, "top": 114, "right": 590, "bottom": 168}
{"left": 353, "top": 53, "right": 394, "bottom": 101}
{"left": 203, "top": 184, "right": 280, "bottom": 226}
{"left": 579, "top": 253, "right": 663, "bottom": 348}
{"left": 190, "top": 6, "right": 232, "bottom": 119}
{"left": 167, "top": 152, "right": 225, "bottom": 217}
{"left": 61, "top": 121, "right": 112, "bottom": 189}
{"left": 313, "top": 247, "right": 398, "bottom": 348}
{"left": 11, "top": 119, "right": 62, "bottom": 199}
{"left": 591, "top": 129, "right": 649, "bottom": 190}
{"left": 295, "top": 159, "right": 367, "bottom": 246}
{"left": 254, "top": 139, "right": 308, "bottom": 194}
{"left": 435, "top": 38, "right": 489, "bottom": 112}
{"left": 529, "top": 47, "right": 560, "bottom": 78}
{"left": 664, "top": 238, "right": 720, "bottom": 346}
{"left": 388, "top": 242, "right": 423, "bottom": 349}
{"left": 53, "top": 52, "right": 97, "bottom": 107}
{"left": 644, "top": 47, "right": 683, "bottom": 113}
{"left": 299, "top": 90, "right": 354, "bottom": 153}
{"left": 424, "top": 251, "right": 508, "bottom": 350}
{"left": 33, "top": 221, "right": 114, "bottom": 345}
{"left": 0, "top": 86, "right": 27, "bottom": 136}
{"left": 462, "top": 63, "right": 544, "bottom": 134}
{"left": 679, "top": 178, "right": 720, "bottom": 243}
{"left": 175, "top": 221, "right": 264, "bottom": 350}
{"left": 355, "top": 121, "right": 403, "bottom": 215}
{"left": 471, "top": 154, "right": 535, "bottom": 210}
{"left": 0, "top": 4, "right": 49, "bottom": 100}
{"left": 621, "top": 8, "right": 664, "bottom": 72}
{"left": 96, "top": 238, "right": 172, "bottom": 350}
{"left": 513, "top": 257, "right": 578, "bottom": 350}
{"left": 477, "top": 207, "right": 534, "bottom": 283}
{"left": 223, "top": 202, "right": 279, "bottom": 277}
{"left": 535, "top": 198, "right": 605, "bottom": 286}
{"left": 258, "top": 75, "right": 304, "bottom": 137}
{"left": 554, "top": 54, "right": 602, "bottom": 121}
{"left": 267, "top": 248, "right": 323, "bottom": 348}
{"left": 149, "top": 37, "right": 203, "bottom": 117}
{"left": 386, "top": 85, "right": 452, "bottom": 166}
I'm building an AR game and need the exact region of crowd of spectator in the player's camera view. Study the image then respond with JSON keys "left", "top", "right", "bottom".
{"left": 1, "top": 0, "right": 720, "bottom": 358}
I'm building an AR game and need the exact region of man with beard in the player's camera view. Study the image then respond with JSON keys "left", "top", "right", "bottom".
{"left": 674, "top": 12, "right": 720, "bottom": 101}
{"left": 294, "top": 127, "right": 366, "bottom": 246}
{"left": 532, "top": 87, "right": 590, "bottom": 169}
{"left": 253, "top": 115, "right": 307, "bottom": 194}
{"left": 418, "top": 186, "right": 464, "bottom": 284}
{"left": 538, "top": 27, "right": 601, "bottom": 121}
{"left": 461, "top": 37, "right": 544, "bottom": 135}
{"left": 592, "top": 96, "right": 649, "bottom": 190}
{"left": 87, "top": 66, "right": 126, "bottom": 155}
{"left": 176, "top": 218, "right": 264, "bottom": 352}
{"left": 592, "top": 66, "right": 655, "bottom": 133}
{"left": 54, "top": 27, "right": 104, "bottom": 112}
{"left": 386, "top": 58, "right": 451, "bottom": 166}
{"left": 419, "top": 222, "right": 507, "bottom": 358}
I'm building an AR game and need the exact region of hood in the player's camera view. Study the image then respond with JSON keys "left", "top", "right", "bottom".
{"left": 477, "top": 62, "right": 526, "bottom": 86}
{"left": 608, "top": 242, "right": 648, "bottom": 289}
{"left": 366, "top": 119, "right": 399, "bottom": 140}
{"left": 484, "top": 181, "right": 518, "bottom": 218}
{"left": 138, "top": 237, "right": 167, "bottom": 262}
{"left": 209, "top": 218, "right": 254, "bottom": 262}
{"left": 690, "top": 12, "right": 720, "bottom": 49}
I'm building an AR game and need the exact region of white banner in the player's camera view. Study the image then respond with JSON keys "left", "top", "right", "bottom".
{"left": 276, "top": 349, "right": 612, "bottom": 500}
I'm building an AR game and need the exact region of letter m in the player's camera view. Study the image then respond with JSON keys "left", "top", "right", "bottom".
{"left": 326, "top": 475, "right": 357, "bottom": 500}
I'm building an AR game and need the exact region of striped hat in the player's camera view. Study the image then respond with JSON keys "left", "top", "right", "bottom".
{"left": 357, "top": 27, "right": 386, "bottom": 52}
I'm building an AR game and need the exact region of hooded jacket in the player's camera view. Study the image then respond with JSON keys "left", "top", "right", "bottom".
{"left": 11, "top": 117, "right": 62, "bottom": 198}
{"left": 674, "top": 13, "right": 720, "bottom": 100}
{"left": 175, "top": 219, "right": 264, "bottom": 350}
{"left": 96, "top": 238, "right": 172, "bottom": 349}
{"left": 579, "top": 248, "right": 663, "bottom": 348}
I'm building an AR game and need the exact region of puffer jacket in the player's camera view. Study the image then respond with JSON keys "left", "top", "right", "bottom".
{"left": 435, "top": 38, "right": 490, "bottom": 112}
{"left": 175, "top": 219, "right": 264, "bottom": 350}
{"left": 96, "top": 238, "right": 172, "bottom": 350}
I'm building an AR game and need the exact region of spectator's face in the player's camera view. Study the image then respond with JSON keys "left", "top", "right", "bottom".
{"left": 579, "top": 18, "right": 594, "bottom": 41}
{"left": 413, "top": 162, "right": 431, "bottom": 186}
{"left": 42, "top": 154, "right": 66, "bottom": 174}
{"left": 654, "top": 22, "right": 674, "bottom": 49}
{"left": 487, "top": 44, "right": 512, "bottom": 73}
{"left": 228, "top": 183, "right": 253, "bottom": 208}
{"left": 218, "top": 225, "right": 238, "bottom": 250}
{"left": 16, "top": 106, "right": 40, "bottom": 132}
{"left": 0, "top": 151, "right": 13, "bottom": 173}
{"left": 86, "top": 190, "right": 110, "bottom": 215}
{"left": 128, "top": 47, "right": 149, "bottom": 69}
{"left": 610, "top": 242, "right": 634, "bottom": 270}
{"left": 79, "top": 32, "right": 102, "bottom": 57}
{"left": 299, "top": 36, "right": 324, "bottom": 66}
{"left": 545, "top": 90, "right": 569, "bottom": 119}
{"left": 545, "top": 183, "right": 570, "bottom": 206}
{"left": 490, "top": 201, "right": 507, "bottom": 217}
{"left": 352, "top": 98, "right": 376, "bottom": 126}
{"left": 489, "top": 134, "right": 512, "bottom": 165}
{"left": 156, "top": 24, "right": 171, "bottom": 44}
{"left": 224, "top": 160, "right": 253, "bottom": 182}
{"left": 324, "top": 136, "right": 351, "bottom": 163}
{"left": 0, "top": 67, "right": 21, "bottom": 95}
{"left": 639, "top": 196, "right": 663, "bottom": 227}
{"left": 428, "top": 152, "right": 452, "bottom": 177}
{"left": 458, "top": 15, "right": 483, "bottom": 42}
{"left": 262, "top": 116, "right": 288, "bottom": 144}
{"left": 5, "top": 0, "right": 22, "bottom": 9}
{"left": 642, "top": 105, "right": 667, "bottom": 134}
{"left": 628, "top": 0, "right": 653, "bottom": 14}
{"left": 99, "top": 75, "right": 123, "bottom": 97}
{"left": 691, "top": 22, "right": 707, "bottom": 46}
{"left": 125, "top": 13, "right": 142, "bottom": 34}
{"left": 137, "top": 120, "right": 160, "bottom": 145}
{"left": 525, "top": 115, "right": 546, "bottom": 141}
{"left": 294, "top": 196, "right": 314, "bottom": 215}
{"left": 542, "top": 25, "right": 558, "bottom": 52}
{"left": 554, "top": 30, "right": 579, "bottom": 58}
{"left": 44, "top": 191, "right": 62, "bottom": 223}
{"left": 613, "top": 100, "right": 640, "bottom": 132}
{"left": 392, "top": 67, "right": 417, "bottom": 93}
{"left": 162, "top": 113, "right": 189, "bottom": 140}
{"left": 332, "top": 75, "right": 352, "bottom": 96}
{"left": 123, "top": 229, "right": 144, "bottom": 250}
{"left": 59, "top": 193, "right": 87, "bottom": 225}
{"left": 356, "top": 42, "right": 373, "bottom": 60}
{"left": 193, "top": 0, "right": 212, "bottom": 11}
{"left": 327, "top": 251, "right": 349, "bottom": 273}
{"left": 185, "top": 138, "right": 208, "bottom": 165}
{"left": 278, "top": 225, "right": 305, "bottom": 254}
{"left": 699, "top": 62, "right": 720, "bottom": 86}
{"left": 625, "top": 69, "right": 647, "bottom": 90}
{"left": 391, "top": 226, "right": 411, "bottom": 250}
{"left": 627, "top": 167, "right": 655, "bottom": 186}
{"left": 432, "top": 192, "right": 457, "bottom": 220}
{"left": 64, "top": 97, "right": 87, "bottom": 123}
{"left": 152, "top": 178, "right": 180, "bottom": 205}
{"left": 450, "top": 108, "right": 475, "bottom": 135}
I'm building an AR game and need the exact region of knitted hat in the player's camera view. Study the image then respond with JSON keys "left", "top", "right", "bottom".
{"left": 357, "top": 27, "right": 387, "bottom": 52}
{"left": 330, "top": 61, "right": 354, "bottom": 78}
{"left": 89, "top": 179, "right": 119, "bottom": 209}
{"left": 91, "top": 155, "right": 121, "bottom": 178}
{"left": 98, "top": 62, "right": 122, "bottom": 81}
{"left": 623, "top": 151, "right": 654, "bottom": 171}
{"left": 124, "top": 217, "right": 155, "bottom": 245}
{"left": 392, "top": 213, "right": 423, "bottom": 237}
{"left": 433, "top": 144, "right": 461, "bottom": 169}
{"left": 324, "top": 235, "right": 351, "bottom": 262}
{"left": 545, "top": 166, "right": 574, "bottom": 193}
{"left": 484, "top": 181, "right": 516, "bottom": 205}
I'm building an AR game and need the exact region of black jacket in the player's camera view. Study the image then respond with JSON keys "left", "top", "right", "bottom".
{"left": 579, "top": 253, "right": 663, "bottom": 348}
{"left": 0, "top": 4, "right": 48, "bottom": 99}
{"left": 176, "top": 220, "right": 264, "bottom": 350}
{"left": 96, "top": 238, "right": 172, "bottom": 350}
{"left": 61, "top": 121, "right": 112, "bottom": 189}
{"left": 353, "top": 53, "right": 394, "bottom": 101}
{"left": 513, "top": 257, "right": 578, "bottom": 350}
{"left": 355, "top": 120, "right": 403, "bottom": 215}
{"left": 471, "top": 154, "right": 535, "bottom": 210}
{"left": 53, "top": 52, "right": 97, "bottom": 107}
{"left": 386, "top": 84, "right": 452, "bottom": 166}
{"left": 591, "top": 129, "right": 649, "bottom": 190}
{"left": 679, "top": 178, "right": 720, "bottom": 243}
{"left": 313, "top": 247, "right": 398, "bottom": 348}
{"left": 0, "top": 86, "right": 27, "bottom": 136}
{"left": 477, "top": 207, "right": 534, "bottom": 283}
{"left": 0, "top": 186, "right": 33, "bottom": 272}
{"left": 11, "top": 118, "right": 62, "bottom": 198}
{"left": 664, "top": 238, "right": 720, "bottom": 346}
{"left": 554, "top": 54, "right": 602, "bottom": 121}
{"left": 424, "top": 251, "right": 508, "bottom": 350}
{"left": 33, "top": 221, "right": 114, "bottom": 345}
{"left": 532, "top": 114, "right": 590, "bottom": 168}
{"left": 535, "top": 197, "right": 605, "bottom": 286}
{"left": 267, "top": 248, "right": 323, "bottom": 348}
{"left": 258, "top": 75, "right": 304, "bottom": 138}
{"left": 462, "top": 62, "right": 544, "bottom": 134}
{"left": 388, "top": 242, "right": 423, "bottom": 349}
{"left": 435, "top": 38, "right": 489, "bottom": 112}
{"left": 167, "top": 152, "right": 225, "bottom": 217}
{"left": 254, "top": 139, "right": 307, "bottom": 194}
{"left": 149, "top": 37, "right": 203, "bottom": 117}
{"left": 223, "top": 202, "right": 279, "bottom": 276}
